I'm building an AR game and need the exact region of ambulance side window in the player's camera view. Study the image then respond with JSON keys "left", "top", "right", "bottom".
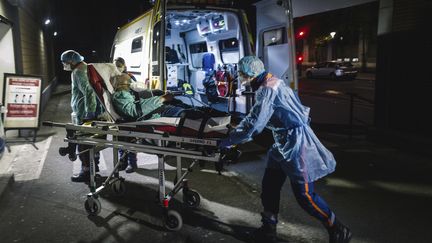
{"left": 152, "top": 22, "right": 161, "bottom": 76}
{"left": 189, "top": 42, "right": 208, "bottom": 68}
{"left": 219, "top": 38, "right": 239, "bottom": 64}
{"left": 262, "top": 27, "right": 286, "bottom": 47}
{"left": 131, "top": 36, "right": 143, "bottom": 53}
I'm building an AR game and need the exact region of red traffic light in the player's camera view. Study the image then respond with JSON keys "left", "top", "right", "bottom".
{"left": 297, "top": 55, "right": 303, "bottom": 63}
{"left": 296, "top": 27, "right": 309, "bottom": 39}
{"left": 297, "top": 30, "right": 306, "bottom": 38}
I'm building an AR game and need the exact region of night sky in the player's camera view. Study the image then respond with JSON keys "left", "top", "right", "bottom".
{"left": 50, "top": 0, "right": 256, "bottom": 81}
{"left": 52, "top": 0, "right": 152, "bottom": 64}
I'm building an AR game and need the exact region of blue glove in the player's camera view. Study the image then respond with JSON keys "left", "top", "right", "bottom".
{"left": 219, "top": 138, "right": 233, "bottom": 150}
{"left": 83, "top": 112, "right": 96, "bottom": 121}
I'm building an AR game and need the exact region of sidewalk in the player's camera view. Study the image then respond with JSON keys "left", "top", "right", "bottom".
{"left": 355, "top": 72, "right": 375, "bottom": 81}
{"left": 298, "top": 71, "right": 375, "bottom": 81}
{"left": 0, "top": 84, "right": 71, "bottom": 198}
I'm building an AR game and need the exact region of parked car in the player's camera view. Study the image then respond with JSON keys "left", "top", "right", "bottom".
{"left": 305, "top": 61, "right": 358, "bottom": 80}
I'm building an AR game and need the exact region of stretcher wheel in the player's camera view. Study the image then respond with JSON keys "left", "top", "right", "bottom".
{"left": 84, "top": 197, "right": 101, "bottom": 216}
{"left": 183, "top": 190, "right": 200, "bottom": 209}
{"left": 59, "top": 147, "right": 68, "bottom": 156}
{"left": 164, "top": 210, "right": 183, "bottom": 231}
{"left": 68, "top": 153, "right": 77, "bottom": 161}
{"left": 111, "top": 179, "right": 126, "bottom": 196}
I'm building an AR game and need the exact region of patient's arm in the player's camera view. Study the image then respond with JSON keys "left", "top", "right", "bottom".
{"left": 129, "top": 82, "right": 147, "bottom": 92}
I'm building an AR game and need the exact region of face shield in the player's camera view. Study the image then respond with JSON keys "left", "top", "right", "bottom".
{"left": 238, "top": 71, "right": 252, "bottom": 85}
{"left": 237, "top": 56, "right": 265, "bottom": 85}
{"left": 114, "top": 58, "right": 126, "bottom": 73}
{"left": 116, "top": 64, "right": 125, "bottom": 73}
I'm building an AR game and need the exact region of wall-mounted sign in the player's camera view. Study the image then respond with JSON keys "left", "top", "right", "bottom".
{"left": 2, "top": 73, "right": 42, "bottom": 129}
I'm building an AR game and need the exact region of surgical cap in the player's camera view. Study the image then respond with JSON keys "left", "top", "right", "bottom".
{"left": 238, "top": 56, "right": 265, "bottom": 78}
{"left": 114, "top": 57, "right": 126, "bottom": 66}
{"left": 60, "top": 50, "right": 84, "bottom": 64}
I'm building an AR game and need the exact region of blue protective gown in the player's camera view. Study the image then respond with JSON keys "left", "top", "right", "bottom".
{"left": 224, "top": 76, "right": 336, "bottom": 183}
{"left": 70, "top": 63, "right": 101, "bottom": 124}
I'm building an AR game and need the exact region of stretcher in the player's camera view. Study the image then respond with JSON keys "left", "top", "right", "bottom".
{"left": 43, "top": 63, "right": 238, "bottom": 231}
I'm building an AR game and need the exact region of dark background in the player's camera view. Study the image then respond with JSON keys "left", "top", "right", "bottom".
{"left": 51, "top": 0, "right": 257, "bottom": 83}
{"left": 52, "top": 0, "right": 153, "bottom": 82}
{"left": 52, "top": 0, "right": 152, "bottom": 62}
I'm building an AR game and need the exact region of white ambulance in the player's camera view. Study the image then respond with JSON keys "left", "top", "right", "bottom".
{"left": 110, "top": 0, "right": 302, "bottom": 117}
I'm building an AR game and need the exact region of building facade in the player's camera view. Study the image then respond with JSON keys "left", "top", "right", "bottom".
{"left": 294, "top": 1, "right": 379, "bottom": 72}
{"left": 0, "top": 0, "right": 55, "bottom": 106}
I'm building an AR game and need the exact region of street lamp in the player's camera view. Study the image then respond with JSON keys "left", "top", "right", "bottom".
{"left": 330, "top": 31, "right": 336, "bottom": 39}
{"left": 53, "top": 31, "right": 57, "bottom": 37}
{"left": 44, "top": 19, "right": 51, "bottom": 25}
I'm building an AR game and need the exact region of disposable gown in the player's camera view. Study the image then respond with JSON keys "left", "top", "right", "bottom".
{"left": 71, "top": 63, "right": 101, "bottom": 124}
{"left": 112, "top": 90, "right": 163, "bottom": 121}
{"left": 225, "top": 77, "right": 336, "bottom": 183}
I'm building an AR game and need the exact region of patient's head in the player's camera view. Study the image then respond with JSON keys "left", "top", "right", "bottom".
{"left": 112, "top": 73, "right": 131, "bottom": 91}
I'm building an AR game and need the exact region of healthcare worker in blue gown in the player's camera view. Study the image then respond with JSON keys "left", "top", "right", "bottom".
{"left": 219, "top": 56, "right": 352, "bottom": 243}
{"left": 60, "top": 50, "right": 104, "bottom": 183}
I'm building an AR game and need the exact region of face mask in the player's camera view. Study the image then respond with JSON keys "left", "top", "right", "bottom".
{"left": 117, "top": 66, "right": 125, "bottom": 73}
{"left": 63, "top": 63, "right": 72, "bottom": 71}
{"left": 238, "top": 73, "right": 251, "bottom": 85}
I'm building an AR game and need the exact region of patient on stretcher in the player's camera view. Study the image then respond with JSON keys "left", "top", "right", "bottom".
{"left": 86, "top": 64, "right": 230, "bottom": 136}
{"left": 111, "top": 74, "right": 185, "bottom": 121}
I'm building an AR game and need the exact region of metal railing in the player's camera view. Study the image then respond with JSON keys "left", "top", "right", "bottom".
{"left": 300, "top": 90, "right": 375, "bottom": 139}
{"left": 346, "top": 92, "right": 374, "bottom": 139}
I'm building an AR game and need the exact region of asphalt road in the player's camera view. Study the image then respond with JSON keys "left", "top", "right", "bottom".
{"left": 1, "top": 83, "right": 432, "bottom": 243}
{"left": 298, "top": 76, "right": 375, "bottom": 126}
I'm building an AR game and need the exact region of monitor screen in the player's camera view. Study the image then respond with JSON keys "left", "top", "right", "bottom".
{"left": 212, "top": 15, "right": 226, "bottom": 32}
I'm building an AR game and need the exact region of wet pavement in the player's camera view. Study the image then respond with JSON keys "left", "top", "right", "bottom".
{"left": 0, "top": 84, "right": 431, "bottom": 243}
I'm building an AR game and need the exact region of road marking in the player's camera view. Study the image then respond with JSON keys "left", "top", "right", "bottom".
{"left": 36, "top": 136, "right": 53, "bottom": 180}
{"left": 6, "top": 136, "right": 53, "bottom": 181}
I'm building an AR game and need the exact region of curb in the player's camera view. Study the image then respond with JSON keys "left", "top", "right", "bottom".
{"left": 0, "top": 173, "right": 14, "bottom": 200}
{"left": 367, "top": 129, "right": 432, "bottom": 157}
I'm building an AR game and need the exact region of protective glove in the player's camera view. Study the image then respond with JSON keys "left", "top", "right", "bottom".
{"left": 83, "top": 112, "right": 97, "bottom": 121}
{"left": 218, "top": 138, "right": 234, "bottom": 150}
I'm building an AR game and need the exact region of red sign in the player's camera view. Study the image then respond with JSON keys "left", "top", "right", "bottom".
{"left": 3, "top": 74, "right": 42, "bottom": 129}
{"left": 7, "top": 104, "right": 38, "bottom": 117}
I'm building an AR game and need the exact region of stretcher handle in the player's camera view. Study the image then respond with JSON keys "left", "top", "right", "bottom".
{"left": 166, "top": 90, "right": 184, "bottom": 96}
{"left": 42, "top": 121, "right": 67, "bottom": 128}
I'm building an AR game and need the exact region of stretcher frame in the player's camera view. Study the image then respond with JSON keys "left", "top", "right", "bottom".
{"left": 44, "top": 120, "right": 224, "bottom": 231}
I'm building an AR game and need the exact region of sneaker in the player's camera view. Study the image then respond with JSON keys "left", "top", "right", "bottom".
{"left": 328, "top": 219, "right": 352, "bottom": 243}
{"left": 253, "top": 223, "right": 277, "bottom": 243}
{"left": 71, "top": 171, "right": 90, "bottom": 183}
{"left": 253, "top": 212, "right": 278, "bottom": 243}
{"left": 125, "top": 165, "right": 136, "bottom": 173}
{"left": 125, "top": 159, "right": 137, "bottom": 173}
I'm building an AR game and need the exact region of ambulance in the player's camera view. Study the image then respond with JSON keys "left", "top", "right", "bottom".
{"left": 110, "top": 0, "right": 299, "bottom": 118}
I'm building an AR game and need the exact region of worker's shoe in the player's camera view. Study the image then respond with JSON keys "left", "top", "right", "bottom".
{"left": 125, "top": 163, "right": 137, "bottom": 173}
{"left": 71, "top": 171, "right": 90, "bottom": 183}
{"left": 253, "top": 212, "right": 278, "bottom": 243}
{"left": 328, "top": 219, "right": 352, "bottom": 243}
{"left": 125, "top": 154, "right": 138, "bottom": 173}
